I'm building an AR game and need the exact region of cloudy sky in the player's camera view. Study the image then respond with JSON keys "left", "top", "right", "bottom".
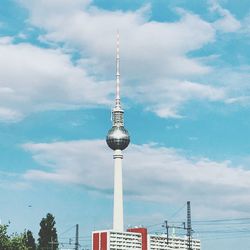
{"left": 1, "top": 0, "right": 250, "bottom": 249}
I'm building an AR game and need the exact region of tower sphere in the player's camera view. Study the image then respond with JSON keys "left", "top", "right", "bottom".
{"left": 106, "top": 126, "right": 130, "bottom": 150}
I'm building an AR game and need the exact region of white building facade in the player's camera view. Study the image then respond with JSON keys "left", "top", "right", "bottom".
{"left": 148, "top": 234, "right": 201, "bottom": 250}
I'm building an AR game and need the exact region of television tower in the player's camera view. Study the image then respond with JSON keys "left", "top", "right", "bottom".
{"left": 106, "top": 32, "right": 130, "bottom": 231}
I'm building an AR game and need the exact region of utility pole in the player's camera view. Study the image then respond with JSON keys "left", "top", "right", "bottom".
{"left": 75, "top": 224, "right": 79, "bottom": 250}
{"left": 187, "top": 201, "right": 192, "bottom": 250}
{"left": 164, "top": 220, "right": 169, "bottom": 244}
{"left": 163, "top": 220, "right": 186, "bottom": 245}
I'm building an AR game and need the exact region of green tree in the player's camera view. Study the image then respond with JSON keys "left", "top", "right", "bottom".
{"left": 24, "top": 230, "right": 36, "bottom": 250}
{"left": 0, "top": 224, "right": 11, "bottom": 249}
{"left": 9, "top": 233, "right": 28, "bottom": 250}
{"left": 38, "top": 213, "right": 58, "bottom": 250}
{"left": 0, "top": 224, "right": 29, "bottom": 250}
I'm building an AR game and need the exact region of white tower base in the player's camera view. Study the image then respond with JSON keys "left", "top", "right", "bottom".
{"left": 113, "top": 149, "right": 124, "bottom": 231}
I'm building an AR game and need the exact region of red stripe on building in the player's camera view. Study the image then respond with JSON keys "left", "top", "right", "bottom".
{"left": 101, "top": 232, "right": 107, "bottom": 250}
{"left": 93, "top": 233, "right": 99, "bottom": 250}
{"left": 127, "top": 228, "right": 148, "bottom": 250}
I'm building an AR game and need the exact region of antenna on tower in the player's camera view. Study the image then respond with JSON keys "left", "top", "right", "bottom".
{"left": 115, "top": 30, "right": 121, "bottom": 108}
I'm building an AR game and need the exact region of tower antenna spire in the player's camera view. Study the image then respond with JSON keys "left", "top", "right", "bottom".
{"left": 116, "top": 30, "right": 121, "bottom": 108}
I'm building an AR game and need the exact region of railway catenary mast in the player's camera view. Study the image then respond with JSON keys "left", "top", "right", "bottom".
{"left": 187, "top": 201, "right": 192, "bottom": 250}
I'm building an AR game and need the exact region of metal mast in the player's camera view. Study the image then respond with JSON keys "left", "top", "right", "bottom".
{"left": 187, "top": 201, "right": 192, "bottom": 250}
{"left": 75, "top": 224, "right": 79, "bottom": 250}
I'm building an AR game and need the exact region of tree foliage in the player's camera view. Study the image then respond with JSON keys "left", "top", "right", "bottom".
{"left": 0, "top": 224, "right": 31, "bottom": 250}
{"left": 9, "top": 233, "right": 28, "bottom": 250}
{"left": 0, "top": 224, "right": 11, "bottom": 249}
{"left": 24, "top": 230, "right": 36, "bottom": 250}
{"left": 38, "top": 213, "right": 58, "bottom": 250}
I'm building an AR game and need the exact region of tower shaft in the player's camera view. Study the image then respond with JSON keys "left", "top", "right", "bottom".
{"left": 113, "top": 149, "right": 124, "bottom": 231}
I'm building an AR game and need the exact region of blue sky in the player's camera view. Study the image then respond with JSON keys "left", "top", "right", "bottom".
{"left": 1, "top": 0, "right": 250, "bottom": 249}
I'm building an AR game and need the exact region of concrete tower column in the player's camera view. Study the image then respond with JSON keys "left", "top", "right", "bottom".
{"left": 113, "top": 149, "right": 123, "bottom": 231}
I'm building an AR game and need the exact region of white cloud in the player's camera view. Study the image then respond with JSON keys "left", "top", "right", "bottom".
{"left": 0, "top": 41, "right": 112, "bottom": 121}
{"left": 0, "top": 108, "right": 23, "bottom": 123}
{"left": 240, "top": 13, "right": 250, "bottom": 35}
{"left": 22, "top": 140, "right": 250, "bottom": 217}
{"left": 14, "top": 0, "right": 228, "bottom": 118}
{"left": 203, "top": 66, "right": 250, "bottom": 106}
{"left": 0, "top": 0, "right": 243, "bottom": 120}
{"left": 210, "top": 0, "right": 241, "bottom": 32}
{"left": 0, "top": 170, "right": 30, "bottom": 190}
{"left": 0, "top": 36, "right": 14, "bottom": 44}
{"left": 133, "top": 79, "right": 225, "bottom": 118}
{"left": 20, "top": 1, "right": 215, "bottom": 79}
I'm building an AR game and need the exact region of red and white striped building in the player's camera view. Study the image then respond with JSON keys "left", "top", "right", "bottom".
{"left": 92, "top": 228, "right": 147, "bottom": 250}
